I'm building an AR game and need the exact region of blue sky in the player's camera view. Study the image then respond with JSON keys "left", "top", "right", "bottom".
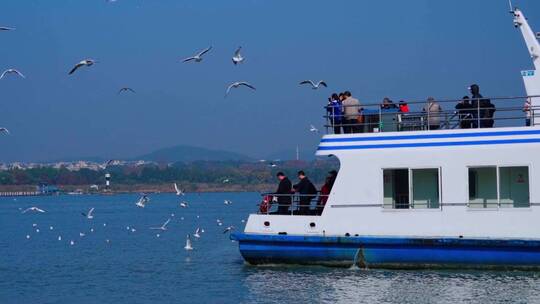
{"left": 0, "top": 0, "right": 539, "bottom": 162}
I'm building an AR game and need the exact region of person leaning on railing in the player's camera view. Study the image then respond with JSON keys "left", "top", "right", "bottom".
{"left": 316, "top": 170, "right": 338, "bottom": 215}
{"left": 342, "top": 91, "right": 361, "bottom": 134}
{"left": 469, "top": 84, "right": 496, "bottom": 128}
{"left": 327, "top": 93, "right": 343, "bottom": 134}
{"left": 524, "top": 98, "right": 532, "bottom": 126}
{"left": 423, "top": 97, "right": 442, "bottom": 130}
{"left": 455, "top": 96, "right": 473, "bottom": 129}
{"left": 273, "top": 172, "right": 293, "bottom": 215}
{"left": 293, "top": 170, "right": 317, "bottom": 215}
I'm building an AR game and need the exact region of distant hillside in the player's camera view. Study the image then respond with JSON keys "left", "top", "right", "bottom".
{"left": 136, "top": 145, "right": 253, "bottom": 163}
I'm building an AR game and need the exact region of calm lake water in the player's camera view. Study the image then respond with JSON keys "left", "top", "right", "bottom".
{"left": 1, "top": 192, "right": 540, "bottom": 304}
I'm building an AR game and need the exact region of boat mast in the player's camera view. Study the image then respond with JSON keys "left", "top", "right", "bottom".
{"left": 511, "top": 3, "right": 540, "bottom": 109}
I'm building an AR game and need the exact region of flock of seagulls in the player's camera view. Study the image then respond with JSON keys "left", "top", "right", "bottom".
{"left": 20, "top": 183, "right": 240, "bottom": 251}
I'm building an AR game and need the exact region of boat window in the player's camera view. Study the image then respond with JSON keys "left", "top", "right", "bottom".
{"left": 383, "top": 169, "right": 409, "bottom": 209}
{"left": 412, "top": 169, "right": 440, "bottom": 209}
{"left": 499, "top": 166, "right": 530, "bottom": 208}
{"left": 468, "top": 167, "right": 498, "bottom": 208}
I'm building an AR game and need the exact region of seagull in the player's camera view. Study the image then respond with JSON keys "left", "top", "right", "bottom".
{"left": 81, "top": 207, "right": 95, "bottom": 219}
{"left": 224, "top": 200, "right": 232, "bottom": 205}
{"left": 79, "top": 232, "right": 86, "bottom": 237}
{"left": 225, "top": 81, "right": 256, "bottom": 97}
{"left": 223, "top": 226, "right": 235, "bottom": 234}
{"left": 299, "top": 80, "right": 327, "bottom": 89}
{"left": 0, "top": 128, "right": 10, "bottom": 135}
{"left": 193, "top": 228, "right": 201, "bottom": 238}
{"left": 70, "top": 240, "right": 75, "bottom": 246}
{"left": 150, "top": 218, "right": 171, "bottom": 231}
{"left": 222, "top": 178, "right": 230, "bottom": 184}
{"left": 35, "top": 228, "right": 40, "bottom": 233}
{"left": 49, "top": 226, "right": 54, "bottom": 230}
{"left": 136, "top": 195, "right": 150, "bottom": 208}
{"left": 0, "top": 26, "right": 15, "bottom": 31}
{"left": 26, "top": 234, "right": 30, "bottom": 239}
{"left": 182, "top": 46, "right": 212, "bottom": 63}
{"left": 180, "top": 201, "right": 188, "bottom": 208}
{"left": 309, "top": 125, "right": 319, "bottom": 133}
{"left": 216, "top": 219, "right": 223, "bottom": 226}
{"left": 68, "top": 59, "right": 97, "bottom": 75}
{"left": 269, "top": 162, "right": 277, "bottom": 168}
{"left": 58, "top": 236, "right": 62, "bottom": 241}
{"left": 232, "top": 47, "right": 244, "bottom": 65}
{"left": 174, "top": 183, "right": 184, "bottom": 196}
{"left": 32, "top": 223, "right": 37, "bottom": 227}
{"left": 21, "top": 206, "right": 45, "bottom": 214}
{"left": 0, "top": 69, "right": 25, "bottom": 80}
{"left": 118, "top": 87, "right": 135, "bottom": 94}
{"left": 184, "top": 234, "right": 193, "bottom": 250}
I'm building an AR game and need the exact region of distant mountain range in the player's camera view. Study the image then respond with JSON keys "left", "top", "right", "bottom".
{"left": 135, "top": 145, "right": 253, "bottom": 163}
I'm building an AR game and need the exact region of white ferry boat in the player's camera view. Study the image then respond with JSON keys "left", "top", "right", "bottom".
{"left": 231, "top": 6, "right": 540, "bottom": 269}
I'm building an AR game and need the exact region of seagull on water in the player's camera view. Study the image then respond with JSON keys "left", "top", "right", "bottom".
{"left": 184, "top": 234, "right": 193, "bottom": 250}
{"left": 299, "top": 80, "right": 327, "bottom": 89}
{"left": 224, "top": 200, "right": 232, "bottom": 205}
{"left": 232, "top": 47, "right": 244, "bottom": 65}
{"left": 118, "top": 87, "right": 135, "bottom": 94}
{"left": 0, "top": 26, "right": 15, "bottom": 31}
{"left": 79, "top": 232, "right": 86, "bottom": 237}
{"left": 180, "top": 201, "right": 189, "bottom": 208}
{"left": 309, "top": 125, "right": 319, "bottom": 133}
{"left": 269, "top": 162, "right": 277, "bottom": 168}
{"left": 193, "top": 228, "right": 201, "bottom": 238}
{"left": 68, "top": 59, "right": 97, "bottom": 75}
{"left": 0, "top": 69, "right": 25, "bottom": 80}
{"left": 225, "top": 81, "right": 256, "bottom": 97}
{"left": 136, "top": 195, "right": 150, "bottom": 208}
{"left": 216, "top": 219, "right": 223, "bottom": 226}
{"left": 182, "top": 46, "right": 212, "bottom": 63}
{"left": 150, "top": 218, "right": 171, "bottom": 231}
{"left": 70, "top": 240, "right": 75, "bottom": 246}
{"left": 21, "top": 207, "right": 45, "bottom": 214}
{"left": 174, "top": 183, "right": 185, "bottom": 196}
{"left": 81, "top": 207, "right": 95, "bottom": 219}
{"left": 223, "top": 226, "right": 235, "bottom": 234}
{"left": 222, "top": 178, "right": 230, "bottom": 184}
{"left": 0, "top": 128, "right": 10, "bottom": 135}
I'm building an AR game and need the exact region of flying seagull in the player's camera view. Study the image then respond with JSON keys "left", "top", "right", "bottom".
{"left": 150, "top": 218, "right": 171, "bottom": 231}
{"left": 0, "top": 69, "right": 25, "bottom": 80}
{"left": 68, "top": 59, "right": 97, "bottom": 75}
{"left": 232, "top": 47, "right": 244, "bottom": 65}
{"left": 81, "top": 207, "right": 95, "bottom": 219}
{"left": 21, "top": 207, "right": 45, "bottom": 214}
{"left": 180, "top": 201, "right": 188, "bottom": 208}
{"left": 299, "top": 80, "right": 327, "bottom": 89}
{"left": 224, "top": 200, "right": 232, "bottom": 205}
{"left": 223, "top": 226, "right": 235, "bottom": 234}
{"left": 193, "top": 228, "right": 201, "bottom": 238}
{"left": 118, "top": 87, "right": 135, "bottom": 94}
{"left": 0, "top": 26, "right": 15, "bottom": 31}
{"left": 182, "top": 46, "right": 212, "bottom": 63}
{"left": 309, "top": 125, "right": 319, "bottom": 133}
{"left": 174, "top": 183, "right": 184, "bottom": 196}
{"left": 135, "top": 195, "right": 150, "bottom": 208}
{"left": 184, "top": 234, "right": 193, "bottom": 250}
{"left": 222, "top": 178, "right": 230, "bottom": 184}
{"left": 225, "top": 81, "right": 256, "bottom": 97}
{"left": 0, "top": 128, "right": 10, "bottom": 135}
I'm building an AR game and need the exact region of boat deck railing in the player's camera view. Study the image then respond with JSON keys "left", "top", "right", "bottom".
{"left": 257, "top": 193, "right": 329, "bottom": 216}
{"left": 323, "top": 95, "right": 540, "bottom": 134}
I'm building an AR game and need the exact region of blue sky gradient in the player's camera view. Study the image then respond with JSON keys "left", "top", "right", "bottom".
{"left": 0, "top": 0, "right": 539, "bottom": 162}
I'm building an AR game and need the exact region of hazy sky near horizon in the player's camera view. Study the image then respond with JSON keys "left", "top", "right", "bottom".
{"left": 0, "top": 0, "right": 539, "bottom": 162}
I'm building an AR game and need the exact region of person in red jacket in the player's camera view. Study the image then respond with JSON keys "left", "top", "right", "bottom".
{"left": 399, "top": 101, "right": 410, "bottom": 113}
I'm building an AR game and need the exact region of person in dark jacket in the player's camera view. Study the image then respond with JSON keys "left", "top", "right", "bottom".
{"left": 470, "top": 84, "right": 496, "bottom": 128}
{"left": 274, "top": 172, "right": 292, "bottom": 215}
{"left": 293, "top": 170, "right": 317, "bottom": 215}
{"left": 455, "top": 96, "right": 473, "bottom": 129}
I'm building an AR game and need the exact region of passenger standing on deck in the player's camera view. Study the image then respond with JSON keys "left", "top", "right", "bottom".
{"left": 342, "top": 91, "right": 361, "bottom": 133}
{"left": 470, "top": 84, "right": 496, "bottom": 128}
{"left": 316, "top": 171, "right": 338, "bottom": 215}
{"left": 399, "top": 101, "right": 410, "bottom": 113}
{"left": 455, "top": 96, "right": 473, "bottom": 129}
{"left": 524, "top": 98, "right": 532, "bottom": 126}
{"left": 327, "top": 93, "right": 343, "bottom": 134}
{"left": 423, "top": 97, "right": 442, "bottom": 130}
{"left": 293, "top": 171, "right": 317, "bottom": 215}
{"left": 274, "top": 172, "right": 292, "bottom": 215}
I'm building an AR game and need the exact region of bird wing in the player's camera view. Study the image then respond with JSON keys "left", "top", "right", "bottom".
{"left": 0, "top": 70, "right": 8, "bottom": 80}
{"left": 182, "top": 56, "right": 196, "bottom": 63}
{"left": 13, "top": 69, "right": 25, "bottom": 78}
{"left": 0, "top": 128, "right": 10, "bottom": 134}
{"left": 36, "top": 208, "right": 45, "bottom": 213}
{"left": 68, "top": 63, "right": 83, "bottom": 75}
{"left": 128, "top": 88, "right": 135, "bottom": 93}
{"left": 163, "top": 218, "right": 171, "bottom": 228}
{"left": 198, "top": 46, "right": 212, "bottom": 57}
{"left": 225, "top": 83, "right": 235, "bottom": 96}
{"left": 174, "top": 183, "right": 180, "bottom": 193}
{"left": 234, "top": 46, "right": 242, "bottom": 57}
{"left": 21, "top": 208, "right": 30, "bottom": 213}
{"left": 299, "top": 80, "right": 315, "bottom": 87}
{"left": 195, "top": 228, "right": 200, "bottom": 234}
{"left": 88, "top": 208, "right": 94, "bottom": 216}
{"left": 0, "top": 27, "right": 14, "bottom": 31}
{"left": 318, "top": 81, "right": 327, "bottom": 87}
{"left": 238, "top": 82, "right": 256, "bottom": 90}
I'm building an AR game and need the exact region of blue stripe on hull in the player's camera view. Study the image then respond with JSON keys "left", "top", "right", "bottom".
{"left": 231, "top": 233, "right": 540, "bottom": 269}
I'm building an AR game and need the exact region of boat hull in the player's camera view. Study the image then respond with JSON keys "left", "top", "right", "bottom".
{"left": 231, "top": 233, "right": 540, "bottom": 270}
